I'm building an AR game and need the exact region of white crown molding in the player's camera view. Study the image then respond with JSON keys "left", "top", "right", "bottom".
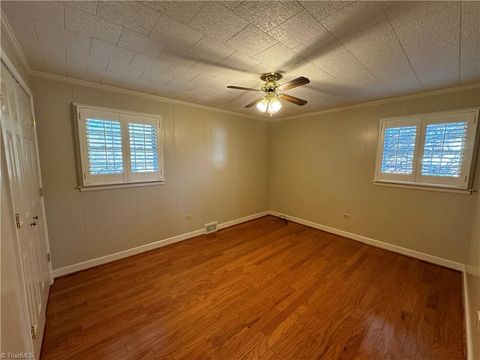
{"left": 1, "top": 10, "right": 31, "bottom": 74}
{"left": 275, "top": 82, "right": 480, "bottom": 121}
{"left": 30, "top": 70, "right": 268, "bottom": 121}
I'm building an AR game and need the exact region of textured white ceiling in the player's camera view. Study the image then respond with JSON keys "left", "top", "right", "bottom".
{"left": 2, "top": 1, "right": 480, "bottom": 117}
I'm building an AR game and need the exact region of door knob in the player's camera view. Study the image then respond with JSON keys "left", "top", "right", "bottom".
{"left": 33, "top": 216, "right": 39, "bottom": 220}
{"left": 30, "top": 221, "right": 37, "bottom": 227}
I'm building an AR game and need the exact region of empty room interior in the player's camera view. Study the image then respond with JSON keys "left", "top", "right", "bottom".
{"left": 1, "top": 1, "right": 480, "bottom": 359}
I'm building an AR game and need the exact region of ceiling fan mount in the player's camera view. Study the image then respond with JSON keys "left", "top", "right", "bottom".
{"left": 227, "top": 73, "right": 310, "bottom": 115}
{"left": 260, "top": 72, "right": 282, "bottom": 94}
{"left": 259, "top": 72, "right": 283, "bottom": 82}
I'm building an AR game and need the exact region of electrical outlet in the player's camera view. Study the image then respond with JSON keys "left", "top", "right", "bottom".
{"left": 343, "top": 214, "right": 351, "bottom": 221}
{"left": 185, "top": 214, "right": 192, "bottom": 221}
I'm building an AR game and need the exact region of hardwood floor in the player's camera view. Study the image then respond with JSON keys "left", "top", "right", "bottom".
{"left": 41, "top": 216, "right": 465, "bottom": 360}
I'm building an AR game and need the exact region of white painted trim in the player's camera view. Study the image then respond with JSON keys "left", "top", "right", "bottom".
{"left": 0, "top": 48, "right": 32, "bottom": 98}
{"left": 78, "top": 181, "right": 165, "bottom": 192}
{"left": 0, "top": 10, "right": 31, "bottom": 74}
{"left": 275, "top": 82, "right": 480, "bottom": 121}
{"left": 268, "top": 211, "right": 465, "bottom": 271}
{"left": 373, "top": 181, "right": 474, "bottom": 195}
{"left": 463, "top": 270, "right": 473, "bottom": 360}
{"left": 52, "top": 211, "right": 269, "bottom": 278}
{"left": 217, "top": 211, "right": 269, "bottom": 230}
{"left": 30, "top": 71, "right": 268, "bottom": 121}
{"left": 52, "top": 229, "right": 203, "bottom": 278}
{"left": 73, "top": 102, "right": 162, "bottom": 119}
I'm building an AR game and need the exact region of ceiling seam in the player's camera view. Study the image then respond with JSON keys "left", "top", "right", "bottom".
{"left": 298, "top": 1, "right": 354, "bottom": 24}
{"left": 294, "top": 1, "right": 385, "bottom": 90}
{"left": 239, "top": 4, "right": 347, "bottom": 86}
{"left": 330, "top": 35, "right": 390, "bottom": 92}
{"left": 458, "top": 2, "right": 462, "bottom": 86}
{"left": 381, "top": 4, "right": 424, "bottom": 92}
{"left": 185, "top": 1, "right": 212, "bottom": 27}
{"left": 62, "top": 2, "right": 66, "bottom": 30}
{"left": 115, "top": 27, "right": 125, "bottom": 47}
{"left": 231, "top": 2, "right": 303, "bottom": 36}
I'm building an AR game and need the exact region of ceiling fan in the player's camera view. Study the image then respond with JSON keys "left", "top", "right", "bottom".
{"left": 227, "top": 72, "right": 310, "bottom": 115}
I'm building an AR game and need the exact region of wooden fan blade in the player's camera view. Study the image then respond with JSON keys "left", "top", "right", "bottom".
{"left": 279, "top": 76, "right": 310, "bottom": 90}
{"left": 245, "top": 97, "right": 264, "bottom": 108}
{"left": 227, "top": 85, "right": 261, "bottom": 92}
{"left": 279, "top": 94, "right": 308, "bottom": 106}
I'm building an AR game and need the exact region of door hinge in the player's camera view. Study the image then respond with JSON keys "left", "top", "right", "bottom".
{"left": 39, "top": 187, "right": 44, "bottom": 197}
{"left": 30, "top": 326, "right": 36, "bottom": 340}
{"left": 47, "top": 253, "right": 51, "bottom": 263}
{"left": 15, "top": 213, "right": 21, "bottom": 229}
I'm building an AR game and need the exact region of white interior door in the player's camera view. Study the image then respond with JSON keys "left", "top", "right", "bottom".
{"left": 1, "top": 62, "right": 51, "bottom": 358}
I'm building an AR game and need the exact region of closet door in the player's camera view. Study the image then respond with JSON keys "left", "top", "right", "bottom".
{"left": 1, "top": 62, "right": 51, "bottom": 357}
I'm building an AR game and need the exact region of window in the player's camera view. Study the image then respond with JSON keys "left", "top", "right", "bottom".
{"left": 76, "top": 105, "right": 163, "bottom": 187}
{"left": 375, "top": 109, "right": 478, "bottom": 190}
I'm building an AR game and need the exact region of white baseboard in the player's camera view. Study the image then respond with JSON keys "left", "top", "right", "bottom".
{"left": 52, "top": 211, "right": 268, "bottom": 278}
{"left": 268, "top": 211, "right": 465, "bottom": 272}
{"left": 463, "top": 270, "right": 473, "bottom": 360}
{"left": 217, "top": 211, "right": 269, "bottom": 230}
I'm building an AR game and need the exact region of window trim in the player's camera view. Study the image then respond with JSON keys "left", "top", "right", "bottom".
{"left": 74, "top": 103, "right": 164, "bottom": 189}
{"left": 374, "top": 107, "right": 479, "bottom": 191}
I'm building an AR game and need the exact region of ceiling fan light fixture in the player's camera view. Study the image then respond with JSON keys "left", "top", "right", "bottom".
{"left": 256, "top": 98, "right": 269, "bottom": 113}
{"left": 256, "top": 95, "right": 282, "bottom": 115}
{"left": 267, "top": 97, "right": 282, "bottom": 115}
{"left": 228, "top": 72, "right": 309, "bottom": 114}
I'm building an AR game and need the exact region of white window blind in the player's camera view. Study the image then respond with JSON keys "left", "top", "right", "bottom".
{"left": 375, "top": 109, "right": 478, "bottom": 190}
{"left": 86, "top": 119, "right": 123, "bottom": 175}
{"left": 77, "top": 104, "right": 163, "bottom": 188}
{"left": 381, "top": 126, "right": 417, "bottom": 175}
{"left": 421, "top": 122, "right": 467, "bottom": 177}
{"left": 129, "top": 123, "right": 159, "bottom": 173}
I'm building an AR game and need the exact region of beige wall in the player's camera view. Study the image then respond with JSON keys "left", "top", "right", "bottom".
{"left": 31, "top": 76, "right": 269, "bottom": 269}
{"left": 269, "top": 88, "right": 480, "bottom": 264}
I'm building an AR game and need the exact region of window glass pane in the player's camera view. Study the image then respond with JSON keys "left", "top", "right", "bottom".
{"left": 129, "top": 123, "right": 158, "bottom": 173}
{"left": 381, "top": 126, "right": 417, "bottom": 174}
{"left": 421, "top": 122, "right": 467, "bottom": 177}
{"left": 85, "top": 118, "right": 123, "bottom": 175}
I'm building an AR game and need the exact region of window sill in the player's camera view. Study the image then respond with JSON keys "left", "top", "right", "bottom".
{"left": 372, "top": 180, "right": 474, "bottom": 195}
{"left": 78, "top": 180, "right": 165, "bottom": 192}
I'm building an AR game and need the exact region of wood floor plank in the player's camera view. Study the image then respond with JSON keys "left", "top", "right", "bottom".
{"left": 41, "top": 216, "right": 465, "bottom": 359}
